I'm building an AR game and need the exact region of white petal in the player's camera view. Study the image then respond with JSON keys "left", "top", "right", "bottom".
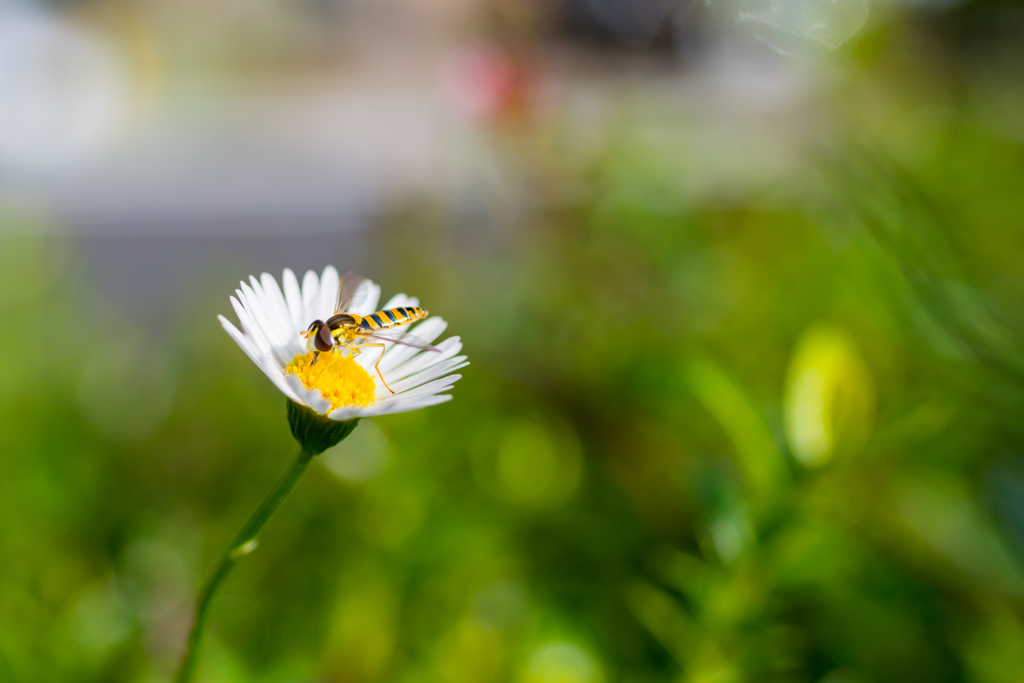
{"left": 372, "top": 333, "right": 424, "bottom": 372}
{"left": 379, "top": 375, "right": 461, "bottom": 403}
{"left": 285, "top": 374, "right": 333, "bottom": 415}
{"left": 250, "top": 275, "right": 292, "bottom": 349}
{"left": 258, "top": 358, "right": 305, "bottom": 404}
{"left": 220, "top": 315, "right": 303, "bottom": 403}
{"left": 241, "top": 281, "right": 292, "bottom": 368}
{"left": 318, "top": 265, "right": 340, "bottom": 320}
{"left": 238, "top": 279, "right": 271, "bottom": 326}
{"left": 325, "top": 406, "right": 363, "bottom": 421}
{"left": 260, "top": 273, "right": 297, "bottom": 336}
{"left": 376, "top": 347, "right": 465, "bottom": 399}
{"left": 353, "top": 281, "right": 381, "bottom": 316}
{"left": 385, "top": 337, "right": 461, "bottom": 381}
{"left": 301, "top": 270, "right": 320, "bottom": 324}
{"left": 381, "top": 293, "right": 410, "bottom": 309}
{"left": 377, "top": 321, "right": 451, "bottom": 374}
{"left": 231, "top": 294, "right": 271, "bottom": 356}
{"left": 219, "top": 314, "right": 265, "bottom": 364}
{"left": 374, "top": 393, "right": 454, "bottom": 415}
{"left": 238, "top": 282, "right": 276, "bottom": 343}
{"left": 381, "top": 293, "right": 420, "bottom": 310}
{"left": 261, "top": 273, "right": 305, "bottom": 358}
{"left": 351, "top": 344, "right": 385, "bottom": 375}
{"left": 282, "top": 268, "right": 305, "bottom": 330}
{"left": 353, "top": 320, "right": 448, "bottom": 377}
{"left": 327, "top": 393, "right": 453, "bottom": 420}
{"left": 383, "top": 359, "right": 469, "bottom": 396}
{"left": 408, "top": 317, "right": 448, "bottom": 345}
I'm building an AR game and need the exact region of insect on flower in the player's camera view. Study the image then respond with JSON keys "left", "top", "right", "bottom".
{"left": 302, "top": 271, "right": 440, "bottom": 394}
{"left": 220, "top": 266, "right": 465, "bottom": 419}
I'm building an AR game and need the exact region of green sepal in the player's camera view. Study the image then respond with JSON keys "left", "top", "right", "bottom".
{"left": 286, "top": 400, "right": 360, "bottom": 455}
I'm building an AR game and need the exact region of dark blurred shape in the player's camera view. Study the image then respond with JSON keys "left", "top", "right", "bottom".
{"left": 555, "top": 0, "right": 683, "bottom": 49}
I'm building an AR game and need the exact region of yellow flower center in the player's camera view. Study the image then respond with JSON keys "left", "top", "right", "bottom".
{"left": 285, "top": 351, "right": 376, "bottom": 411}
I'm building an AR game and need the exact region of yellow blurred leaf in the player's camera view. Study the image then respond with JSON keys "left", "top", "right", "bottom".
{"left": 784, "top": 324, "right": 874, "bottom": 467}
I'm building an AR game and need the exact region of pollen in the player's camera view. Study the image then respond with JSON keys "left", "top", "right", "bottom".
{"left": 285, "top": 351, "right": 376, "bottom": 411}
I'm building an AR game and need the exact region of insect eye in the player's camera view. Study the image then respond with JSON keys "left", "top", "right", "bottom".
{"left": 314, "top": 323, "right": 334, "bottom": 352}
{"left": 308, "top": 320, "right": 322, "bottom": 332}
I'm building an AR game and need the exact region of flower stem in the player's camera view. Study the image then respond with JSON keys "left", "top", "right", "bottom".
{"left": 175, "top": 447, "right": 315, "bottom": 683}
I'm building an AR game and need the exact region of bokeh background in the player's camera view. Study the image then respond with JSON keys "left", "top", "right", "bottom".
{"left": 3, "top": 0, "right": 1024, "bottom": 681}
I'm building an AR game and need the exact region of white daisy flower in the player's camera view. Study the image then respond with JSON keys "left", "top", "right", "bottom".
{"left": 178, "top": 268, "right": 466, "bottom": 680}
{"left": 217, "top": 266, "right": 467, "bottom": 428}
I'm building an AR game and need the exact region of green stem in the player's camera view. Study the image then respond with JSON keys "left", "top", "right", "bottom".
{"left": 175, "top": 447, "right": 315, "bottom": 683}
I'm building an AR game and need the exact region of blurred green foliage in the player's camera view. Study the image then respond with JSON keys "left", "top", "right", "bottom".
{"left": 4, "top": 8, "right": 1024, "bottom": 683}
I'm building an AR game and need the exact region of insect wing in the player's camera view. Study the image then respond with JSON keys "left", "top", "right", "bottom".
{"left": 334, "top": 270, "right": 367, "bottom": 314}
{"left": 364, "top": 329, "right": 441, "bottom": 352}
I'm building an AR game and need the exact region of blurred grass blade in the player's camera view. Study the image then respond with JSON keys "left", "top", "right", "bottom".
{"left": 685, "top": 355, "right": 789, "bottom": 509}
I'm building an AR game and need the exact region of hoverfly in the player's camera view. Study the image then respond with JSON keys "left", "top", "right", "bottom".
{"left": 302, "top": 271, "right": 439, "bottom": 394}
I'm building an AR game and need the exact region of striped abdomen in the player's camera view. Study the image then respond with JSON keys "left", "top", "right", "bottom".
{"left": 359, "top": 307, "right": 427, "bottom": 332}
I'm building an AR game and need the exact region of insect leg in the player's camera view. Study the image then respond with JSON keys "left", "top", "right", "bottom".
{"left": 351, "top": 342, "right": 392, "bottom": 394}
